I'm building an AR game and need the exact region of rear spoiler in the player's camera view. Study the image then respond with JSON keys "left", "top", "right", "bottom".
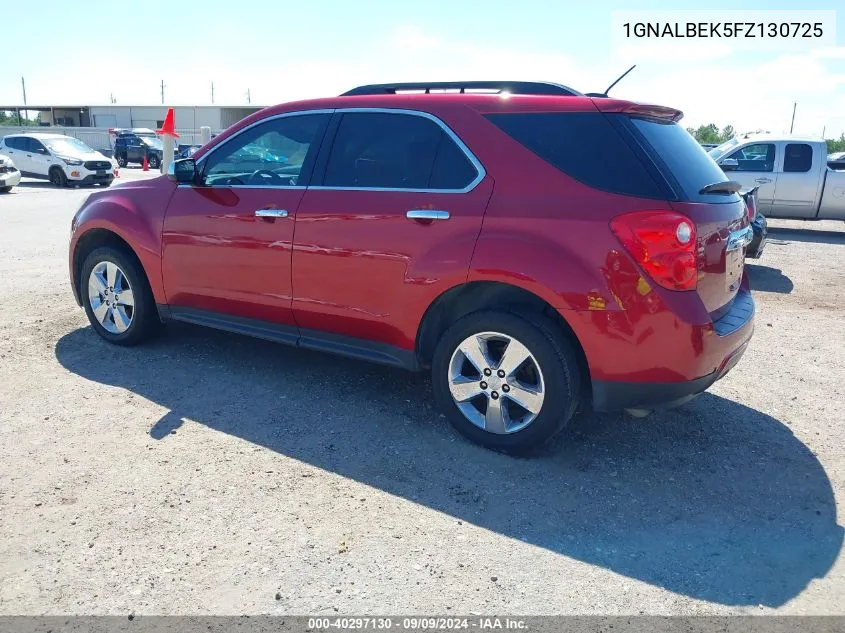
{"left": 593, "top": 99, "right": 684, "bottom": 123}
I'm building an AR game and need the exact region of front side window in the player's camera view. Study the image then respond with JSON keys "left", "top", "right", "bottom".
{"left": 322, "top": 112, "right": 478, "bottom": 190}
{"left": 783, "top": 143, "right": 812, "bottom": 173}
{"left": 203, "top": 113, "right": 329, "bottom": 187}
{"left": 26, "top": 138, "right": 48, "bottom": 154}
{"left": 726, "top": 143, "right": 775, "bottom": 172}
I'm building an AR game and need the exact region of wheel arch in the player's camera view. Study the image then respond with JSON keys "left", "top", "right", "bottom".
{"left": 72, "top": 229, "right": 151, "bottom": 306}
{"left": 415, "top": 281, "right": 591, "bottom": 395}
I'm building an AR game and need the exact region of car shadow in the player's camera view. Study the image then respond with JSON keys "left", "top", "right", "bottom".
{"left": 747, "top": 263, "right": 794, "bottom": 294}
{"left": 16, "top": 180, "right": 104, "bottom": 190}
{"left": 767, "top": 225, "right": 845, "bottom": 246}
{"left": 55, "top": 324, "right": 843, "bottom": 607}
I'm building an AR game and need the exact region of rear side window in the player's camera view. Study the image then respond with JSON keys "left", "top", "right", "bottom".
{"left": 784, "top": 143, "right": 812, "bottom": 173}
{"left": 323, "top": 112, "right": 478, "bottom": 190}
{"left": 484, "top": 112, "right": 663, "bottom": 198}
{"left": 5, "top": 137, "right": 24, "bottom": 150}
{"left": 629, "top": 117, "right": 739, "bottom": 203}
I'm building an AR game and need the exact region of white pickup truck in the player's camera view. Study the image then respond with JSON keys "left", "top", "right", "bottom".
{"left": 708, "top": 135, "right": 845, "bottom": 220}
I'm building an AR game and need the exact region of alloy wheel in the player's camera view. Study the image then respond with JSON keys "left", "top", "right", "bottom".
{"left": 87, "top": 261, "right": 135, "bottom": 334}
{"left": 447, "top": 331, "right": 545, "bottom": 434}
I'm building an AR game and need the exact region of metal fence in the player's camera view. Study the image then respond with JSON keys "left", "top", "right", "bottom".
{"left": 0, "top": 126, "right": 212, "bottom": 155}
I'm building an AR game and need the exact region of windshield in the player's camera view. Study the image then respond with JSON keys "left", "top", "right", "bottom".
{"left": 708, "top": 138, "right": 740, "bottom": 160}
{"left": 141, "top": 137, "right": 163, "bottom": 149}
{"left": 44, "top": 137, "right": 95, "bottom": 156}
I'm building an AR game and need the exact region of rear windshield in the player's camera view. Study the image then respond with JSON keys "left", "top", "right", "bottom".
{"left": 485, "top": 112, "right": 665, "bottom": 199}
{"left": 629, "top": 118, "right": 739, "bottom": 203}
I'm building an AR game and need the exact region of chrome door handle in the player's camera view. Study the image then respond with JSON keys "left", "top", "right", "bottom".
{"left": 254, "top": 209, "right": 289, "bottom": 218}
{"left": 754, "top": 177, "right": 772, "bottom": 184}
{"left": 406, "top": 209, "right": 450, "bottom": 221}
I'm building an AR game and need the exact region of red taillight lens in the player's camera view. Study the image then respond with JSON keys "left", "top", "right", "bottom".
{"left": 745, "top": 195, "right": 757, "bottom": 221}
{"left": 610, "top": 211, "right": 697, "bottom": 291}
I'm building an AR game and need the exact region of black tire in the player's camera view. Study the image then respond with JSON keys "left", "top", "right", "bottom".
{"left": 80, "top": 246, "right": 162, "bottom": 346}
{"left": 116, "top": 154, "right": 127, "bottom": 168}
{"left": 148, "top": 154, "right": 160, "bottom": 169}
{"left": 0, "top": 186, "right": 11, "bottom": 193}
{"left": 432, "top": 310, "right": 581, "bottom": 454}
{"left": 49, "top": 167, "right": 67, "bottom": 187}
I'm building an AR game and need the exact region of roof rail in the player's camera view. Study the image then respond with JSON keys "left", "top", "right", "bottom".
{"left": 340, "top": 81, "right": 582, "bottom": 97}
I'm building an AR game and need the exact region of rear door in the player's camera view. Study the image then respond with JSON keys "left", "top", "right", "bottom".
{"left": 2, "top": 137, "right": 31, "bottom": 174}
{"left": 720, "top": 142, "right": 777, "bottom": 214}
{"left": 291, "top": 109, "right": 492, "bottom": 352}
{"left": 770, "top": 142, "right": 823, "bottom": 218}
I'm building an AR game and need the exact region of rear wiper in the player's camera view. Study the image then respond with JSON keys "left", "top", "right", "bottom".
{"left": 699, "top": 180, "right": 742, "bottom": 195}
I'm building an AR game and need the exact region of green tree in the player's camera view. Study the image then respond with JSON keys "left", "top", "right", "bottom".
{"left": 0, "top": 111, "right": 39, "bottom": 126}
{"left": 685, "top": 123, "right": 736, "bottom": 145}
{"left": 826, "top": 134, "right": 845, "bottom": 154}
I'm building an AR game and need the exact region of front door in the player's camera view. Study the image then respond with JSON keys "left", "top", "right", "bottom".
{"left": 26, "top": 138, "right": 55, "bottom": 177}
{"left": 161, "top": 112, "right": 331, "bottom": 327}
{"left": 722, "top": 142, "right": 777, "bottom": 214}
{"left": 292, "top": 109, "right": 492, "bottom": 353}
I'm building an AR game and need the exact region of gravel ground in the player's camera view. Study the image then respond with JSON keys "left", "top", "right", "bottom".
{"left": 0, "top": 173, "right": 843, "bottom": 615}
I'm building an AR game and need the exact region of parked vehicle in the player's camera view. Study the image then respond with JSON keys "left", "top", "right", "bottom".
{"left": 69, "top": 80, "right": 755, "bottom": 452}
{"left": 113, "top": 134, "right": 165, "bottom": 169}
{"left": 829, "top": 151, "right": 845, "bottom": 170}
{"left": 177, "top": 145, "right": 202, "bottom": 159}
{"left": 709, "top": 135, "right": 845, "bottom": 220}
{"left": 0, "top": 133, "right": 114, "bottom": 187}
{"left": 741, "top": 186, "right": 766, "bottom": 259}
{"left": 0, "top": 154, "right": 21, "bottom": 192}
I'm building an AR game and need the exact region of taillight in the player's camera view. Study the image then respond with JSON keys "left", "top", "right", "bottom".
{"left": 610, "top": 211, "right": 697, "bottom": 291}
{"left": 745, "top": 195, "right": 757, "bottom": 222}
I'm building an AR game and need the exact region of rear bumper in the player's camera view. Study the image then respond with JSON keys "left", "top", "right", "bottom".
{"left": 747, "top": 214, "right": 767, "bottom": 259}
{"left": 593, "top": 336, "right": 750, "bottom": 411}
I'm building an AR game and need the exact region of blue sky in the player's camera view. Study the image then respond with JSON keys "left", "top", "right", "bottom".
{"left": 1, "top": 0, "right": 843, "bottom": 136}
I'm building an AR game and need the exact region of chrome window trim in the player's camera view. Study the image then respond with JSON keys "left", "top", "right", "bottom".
{"left": 311, "top": 107, "right": 485, "bottom": 194}
{"left": 180, "top": 107, "right": 486, "bottom": 193}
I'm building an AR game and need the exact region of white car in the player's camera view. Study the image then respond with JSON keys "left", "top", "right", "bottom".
{"left": 0, "top": 133, "right": 114, "bottom": 187}
{"left": 0, "top": 153, "right": 21, "bottom": 192}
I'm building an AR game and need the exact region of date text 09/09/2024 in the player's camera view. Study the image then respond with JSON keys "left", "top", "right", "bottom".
{"left": 307, "top": 617, "right": 528, "bottom": 630}
{"left": 622, "top": 22, "right": 824, "bottom": 38}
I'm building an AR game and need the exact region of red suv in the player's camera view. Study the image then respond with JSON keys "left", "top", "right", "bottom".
{"left": 69, "top": 81, "right": 755, "bottom": 453}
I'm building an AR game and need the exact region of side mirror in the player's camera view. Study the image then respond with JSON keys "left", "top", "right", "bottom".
{"left": 719, "top": 158, "right": 739, "bottom": 172}
{"left": 168, "top": 158, "right": 197, "bottom": 183}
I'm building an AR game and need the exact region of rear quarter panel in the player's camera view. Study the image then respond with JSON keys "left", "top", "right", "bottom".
{"left": 70, "top": 176, "right": 176, "bottom": 303}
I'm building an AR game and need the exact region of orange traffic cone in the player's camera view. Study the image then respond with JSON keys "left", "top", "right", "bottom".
{"left": 156, "top": 108, "right": 180, "bottom": 139}
{"left": 142, "top": 155, "right": 149, "bottom": 171}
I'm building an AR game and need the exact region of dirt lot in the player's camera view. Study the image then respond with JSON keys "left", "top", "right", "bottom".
{"left": 1, "top": 172, "right": 844, "bottom": 615}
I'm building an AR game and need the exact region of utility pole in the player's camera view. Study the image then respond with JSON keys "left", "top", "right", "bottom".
{"left": 821, "top": 125, "right": 826, "bottom": 139}
{"left": 246, "top": 88, "right": 251, "bottom": 104}
{"left": 21, "top": 77, "right": 26, "bottom": 124}
{"left": 790, "top": 102, "right": 796, "bottom": 134}
{"left": 160, "top": 80, "right": 166, "bottom": 105}
{"left": 211, "top": 82, "right": 215, "bottom": 105}
{"left": 110, "top": 93, "right": 116, "bottom": 104}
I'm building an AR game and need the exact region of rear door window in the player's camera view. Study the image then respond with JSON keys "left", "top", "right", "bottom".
{"left": 485, "top": 112, "right": 664, "bottom": 199}
{"left": 628, "top": 117, "right": 739, "bottom": 203}
{"left": 783, "top": 143, "right": 812, "bottom": 173}
{"left": 322, "top": 112, "right": 478, "bottom": 190}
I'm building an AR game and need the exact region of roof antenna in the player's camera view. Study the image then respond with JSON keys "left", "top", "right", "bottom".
{"left": 586, "top": 64, "right": 637, "bottom": 98}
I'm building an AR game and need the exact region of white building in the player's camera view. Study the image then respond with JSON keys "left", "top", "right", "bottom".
{"left": 0, "top": 104, "right": 264, "bottom": 152}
